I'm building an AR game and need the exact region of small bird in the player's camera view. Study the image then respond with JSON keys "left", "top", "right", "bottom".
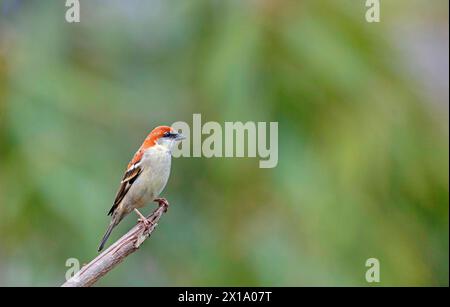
{"left": 98, "top": 126, "right": 184, "bottom": 252}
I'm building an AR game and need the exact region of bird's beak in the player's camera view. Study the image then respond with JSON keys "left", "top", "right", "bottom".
{"left": 174, "top": 133, "right": 185, "bottom": 141}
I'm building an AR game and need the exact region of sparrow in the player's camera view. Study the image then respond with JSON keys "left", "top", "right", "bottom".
{"left": 98, "top": 126, "right": 185, "bottom": 252}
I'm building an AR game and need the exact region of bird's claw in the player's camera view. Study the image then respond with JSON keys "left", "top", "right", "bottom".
{"left": 154, "top": 198, "right": 169, "bottom": 212}
{"left": 137, "top": 217, "right": 153, "bottom": 229}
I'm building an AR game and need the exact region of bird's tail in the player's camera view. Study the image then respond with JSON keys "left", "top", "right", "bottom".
{"left": 98, "top": 222, "right": 116, "bottom": 252}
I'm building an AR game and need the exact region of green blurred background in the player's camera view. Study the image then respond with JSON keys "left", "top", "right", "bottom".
{"left": 0, "top": 0, "right": 448, "bottom": 286}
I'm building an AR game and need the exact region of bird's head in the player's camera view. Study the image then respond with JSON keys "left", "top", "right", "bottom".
{"left": 144, "top": 126, "right": 185, "bottom": 151}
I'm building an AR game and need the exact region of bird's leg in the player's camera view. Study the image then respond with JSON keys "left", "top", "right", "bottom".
{"left": 154, "top": 198, "right": 169, "bottom": 212}
{"left": 134, "top": 209, "right": 152, "bottom": 228}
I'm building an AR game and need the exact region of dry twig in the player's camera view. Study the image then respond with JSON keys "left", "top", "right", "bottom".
{"left": 61, "top": 204, "right": 168, "bottom": 287}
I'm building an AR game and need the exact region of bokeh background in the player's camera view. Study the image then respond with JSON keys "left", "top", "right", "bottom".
{"left": 0, "top": 0, "right": 448, "bottom": 286}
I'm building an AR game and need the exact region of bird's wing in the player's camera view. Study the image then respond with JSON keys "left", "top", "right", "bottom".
{"left": 107, "top": 149, "right": 144, "bottom": 216}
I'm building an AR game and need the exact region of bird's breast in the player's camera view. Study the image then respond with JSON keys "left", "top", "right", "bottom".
{"left": 125, "top": 146, "right": 172, "bottom": 208}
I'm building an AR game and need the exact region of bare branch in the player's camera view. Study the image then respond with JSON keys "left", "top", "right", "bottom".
{"left": 61, "top": 204, "right": 167, "bottom": 287}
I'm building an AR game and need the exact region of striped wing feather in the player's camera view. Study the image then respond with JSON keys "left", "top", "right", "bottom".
{"left": 107, "top": 163, "right": 142, "bottom": 216}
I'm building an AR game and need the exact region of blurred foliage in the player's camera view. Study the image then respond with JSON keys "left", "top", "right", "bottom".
{"left": 0, "top": 0, "right": 448, "bottom": 286}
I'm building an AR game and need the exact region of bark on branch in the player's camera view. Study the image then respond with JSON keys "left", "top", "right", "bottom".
{"left": 61, "top": 204, "right": 168, "bottom": 287}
